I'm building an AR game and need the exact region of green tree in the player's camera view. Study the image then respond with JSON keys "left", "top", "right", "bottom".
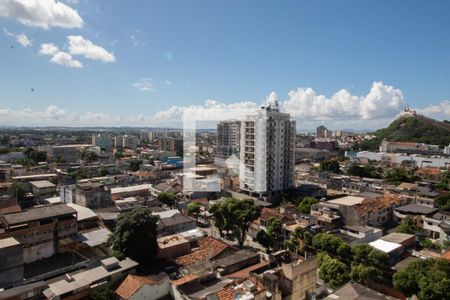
{"left": 350, "top": 264, "right": 378, "bottom": 285}
{"left": 393, "top": 258, "right": 450, "bottom": 299}
{"left": 256, "top": 230, "right": 273, "bottom": 252}
{"left": 297, "top": 197, "right": 318, "bottom": 214}
{"left": 386, "top": 168, "right": 413, "bottom": 185}
{"left": 435, "top": 193, "right": 450, "bottom": 211}
{"left": 89, "top": 288, "right": 115, "bottom": 300}
{"left": 157, "top": 192, "right": 178, "bottom": 208}
{"left": 285, "top": 228, "right": 314, "bottom": 255}
{"left": 99, "top": 167, "right": 109, "bottom": 177}
{"left": 396, "top": 216, "right": 419, "bottom": 234}
{"left": 115, "top": 151, "right": 124, "bottom": 159}
{"left": 80, "top": 149, "right": 97, "bottom": 163}
{"left": 187, "top": 202, "right": 201, "bottom": 220}
{"left": 312, "top": 233, "right": 351, "bottom": 261}
{"left": 209, "top": 198, "right": 261, "bottom": 248}
{"left": 256, "top": 217, "right": 283, "bottom": 252}
{"left": 318, "top": 253, "right": 350, "bottom": 289}
{"left": 209, "top": 203, "right": 228, "bottom": 238}
{"left": 8, "top": 182, "right": 27, "bottom": 207}
{"left": 319, "top": 160, "right": 340, "bottom": 173}
{"left": 128, "top": 159, "right": 142, "bottom": 172}
{"left": 110, "top": 207, "right": 158, "bottom": 268}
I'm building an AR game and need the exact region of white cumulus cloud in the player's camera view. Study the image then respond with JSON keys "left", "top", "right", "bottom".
{"left": 0, "top": 0, "right": 83, "bottom": 29}
{"left": 3, "top": 28, "right": 32, "bottom": 47}
{"left": 133, "top": 78, "right": 155, "bottom": 92}
{"left": 282, "top": 81, "right": 405, "bottom": 121}
{"left": 39, "top": 43, "right": 82, "bottom": 68}
{"left": 67, "top": 35, "right": 115, "bottom": 63}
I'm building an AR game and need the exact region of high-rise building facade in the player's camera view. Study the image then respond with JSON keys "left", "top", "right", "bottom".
{"left": 239, "top": 101, "right": 296, "bottom": 197}
{"left": 216, "top": 120, "right": 241, "bottom": 158}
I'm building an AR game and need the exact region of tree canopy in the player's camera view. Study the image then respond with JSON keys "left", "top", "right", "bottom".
{"left": 256, "top": 217, "right": 284, "bottom": 252}
{"left": 187, "top": 202, "right": 201, "bottom": 220}
{"left": 110, "top": 207, "right": 158, "bottom": 268}
{"left": 436, "top": 193, "right": 450, "bottom": 211}
{"left": 209, "top": 198, "right": 261, "bottom": 248}
{"left": 297, "top": 197, "right": 318, "bottom": 214}
{"left": 319, "top": 160, "right": 340, "bottom": 173}
{"left": 396, "top": 216, "right": 419, "bottom": 234}
{"left": 157, "top": 192, "right": 178, "bottom": 208}
{"left": 393, "top": 258, "right": 450, "bottom": 299}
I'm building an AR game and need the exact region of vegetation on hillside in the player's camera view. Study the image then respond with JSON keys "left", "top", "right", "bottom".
{"left": 358, "top": 114, "right": 450, "bottom": 151}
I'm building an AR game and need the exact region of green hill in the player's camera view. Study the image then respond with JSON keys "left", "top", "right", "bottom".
{"left": 359, "top": 114, "right": 450, "bottom": 150}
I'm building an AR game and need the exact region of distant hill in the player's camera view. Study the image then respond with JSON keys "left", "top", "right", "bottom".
{"left": 360, "top": 114, "right": 450, "bottom": 150}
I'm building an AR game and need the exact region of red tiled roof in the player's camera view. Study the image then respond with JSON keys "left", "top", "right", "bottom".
{"left": 442, "top": 251, "right": 450, "bottom": 261}
{"left": 171, "top": 274, "right": 199, "bottom": 287}
{"left": 115, "top": 275, "right": 160, "bottom": 299}
{"left": 175, "top": 237, "right": 231, "bottom": 266}
{"left": 260, "top": 208, "right": 283, "bottom": 221}
{"left": 353, "top": 194, "right": 404, "bottom": 214}
{"left": 215, "top": 286, "right": 235, "bottom": 300}
{"left": 225, "top": 261, "right": 268, "bottom": 279}
{"left": 415, "top": 167, "right": 441, "bottom": 177}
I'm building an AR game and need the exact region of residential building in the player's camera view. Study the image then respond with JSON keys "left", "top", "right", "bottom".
{"left": 122, "top": 135, "right": 138, "bottom": 150}
{"left": 335, "top": 225, "right": 383, "bottom": 245}
{"left": 0, "top": 204, "right": 78, "bottom": 263}
{"left": 326, "top": 194, "right": 407, "bottom": 227}
{"left": 51, "top": 144, "right": 90, "bottom": 163}
{"left": 156, "top": 234, "right": 191, "bottom": 259}
{"left": 75, "top": 182, "right": 112, "bottom": 209}
{"left": 43, "top": 257, "right": 138, "bottom": 300}
{"left": 239, "top": 100, "right": 296, "bottom": 198}
{"left": 380, "top": 139, "right": 441, "bottom": 155}
{"left": 111, "top": 184, "right": 152, "bottom": 198}
{"left": 0, "top": 237, "right": 23, "bottom": 288}
{"left": 216, "top": 120, "right": 241, "bottom": 158}
{"left": 30, "top": 180, "right": 56, "bottom": 201}
{"left": 324, "top": 281, "right": 397, "bottom": 300}
{"left": 249, "top": 255, "right": 317, "bottom": 300}
{"left": 116, "top": 273, "right": 170, "bottom": 300}
{"left": 92, "top": 134, "right": 113, "bottom": 152}
{"left": 393, "top": 204, "right": 438, "bottom": 230}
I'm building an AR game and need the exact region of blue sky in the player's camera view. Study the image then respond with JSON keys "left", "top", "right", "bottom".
{"left": 1, "top": 0, "right": 450, "bottom": 129}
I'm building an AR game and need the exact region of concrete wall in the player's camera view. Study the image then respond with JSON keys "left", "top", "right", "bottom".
{"left": 0, "top": 242, "right": 23, "bottom": 288}
{"left": 24, "top": 240, "right": 54, "bottom": 263}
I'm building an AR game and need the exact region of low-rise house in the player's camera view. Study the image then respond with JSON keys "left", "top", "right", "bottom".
{"left": 111, "top": 184, "right": 152, "bottom": 198}
{"left": 157, "top": 234, "right": 191, "bottom": 259}
{"left": 0, "top": 237, "right": 23, "bottom": 288}
{"left": 324, "top": 281, "right": 397, "bottom": 300}
{"left": 30, "top": 180, "right": 56, "bottom": 202}
{"left": 369, "top": 239, "right": 404, "bottom": 265}
{"left": 153, "top": 210, "right": 197, "bottom": 237}
{"left": 75, "top": 182, "right": 112, "bottom": 209}
{"left": 116, "top": 273, "right": 170, "bottom": 300}
{"left": 249, "top": 255, "right": 317, "bottom": 300}
{"left": 326, "top": 194, "right": 407, "bottom": 227}
{"left": 175, "top": 237, "right": 235, "bottom": 268}
{"left": 394, "top": 204, "right": 438, "bottom": 230}
{"left": 43, "top": 257, "right": 138, "bottom": 300}
{"left": 380, "top": 232, "right": 415, "bottom": 249}
{"left": 310, "top": 202, "right": 343, "bottom": 231}
{"left": 0, "top": 204, "right": 78, "bottom": 263}
{"left": 415, "top": 167, "right": 442, "bottom": 182}
{"left": 334, "top": 225, "right": 383, "bottom": 246}
{"left": 0, "top": 280, "right": 48, "bottom": 300}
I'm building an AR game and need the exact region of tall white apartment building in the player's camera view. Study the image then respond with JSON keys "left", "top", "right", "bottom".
{"left": 216, "top": 120, "right": 241, "bottom": 158}
{"left": 239, "top": 101, "right": 296, "bottom": 197}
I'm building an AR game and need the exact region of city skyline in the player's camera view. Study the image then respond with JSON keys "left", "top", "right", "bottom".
{"left": 1, "top": 1, "right": 450, "bottom": 129}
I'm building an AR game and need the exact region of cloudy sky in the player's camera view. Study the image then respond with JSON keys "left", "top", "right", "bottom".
{"left": 1, "top": 0, "right": 450, "bottom": 129}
